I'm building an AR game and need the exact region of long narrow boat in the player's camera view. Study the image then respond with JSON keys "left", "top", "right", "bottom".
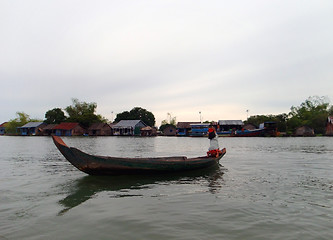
{"left": 217, "top": 128, "right": 265, "bottom": 137}
{"left": 52, "top": 136, "right": 226, "bottom": 175}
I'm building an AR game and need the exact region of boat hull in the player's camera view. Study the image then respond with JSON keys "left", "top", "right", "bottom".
{"left": 52, "top": 136, "right": 226, "bottom": 175}
{"left": 217, "top": 128, "right": 265, "bottom": 137}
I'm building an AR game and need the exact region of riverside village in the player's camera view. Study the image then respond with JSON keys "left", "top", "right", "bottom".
{"left": 1, "top": 117, "right": 333, "bottom": 138}
{"left": 1, "top": 97, "right": 333, "bottom": 138}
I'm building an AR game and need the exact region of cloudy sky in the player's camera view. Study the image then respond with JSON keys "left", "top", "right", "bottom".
{"left": 1, "top": 0, "right": 333, "bottom": 126}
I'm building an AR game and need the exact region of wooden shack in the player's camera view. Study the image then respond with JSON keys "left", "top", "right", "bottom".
{"left": 243, "top": 123, "right": 257, "bottom": 130}
{"left": 41, "top": 124, "right": 57, "bottom": 136}
{"left": 140, "top": 126, "right": 157, "bottom": 136}
{"left": 88, "top": 123, "right": 112, "bottom": 136}
{"left": 325, "top": 116, "right": 333, "bottom": 136}
{"left": 53, "top": 122, "right": 85, "bottom": 136}
{"left": 0, "top": 122, "right": 7, "bottom": 135}
{"left": 294, "top": 126, "right": 314, "bottom": 136}
{"left": 162, "top": 125, "right": 177, "bottom": 136}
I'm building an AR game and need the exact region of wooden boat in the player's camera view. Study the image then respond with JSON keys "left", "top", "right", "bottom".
{"left": 52, "top": 136, "right": 226, "bottom": 175}
{"left": 217, "top": 128, "right": 265, "bottom": 137}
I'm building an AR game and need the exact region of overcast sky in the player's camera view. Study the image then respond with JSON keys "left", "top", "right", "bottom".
{"left": 1, "top": 0, "right": 333, "bottom": 126}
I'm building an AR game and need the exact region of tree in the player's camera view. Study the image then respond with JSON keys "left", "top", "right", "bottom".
{"left": 287, "top": 96, "right": 330, "bottom": 134}
{"left": 114, "top": 111, "right": 131, "bottom": 122}
{"left": 44, "top": 108, "right": 67, "bottom": 124}
{"left": 6, "top": 112, "right": 42, "bottom": 134}
{"left": 159, "top": 113, "right": 176, "bottom": 131}
{"left": 245, "top": 114, "right": 288, "bottom": 132}
{"left": 115, "top": 107, "right": 155, "bottom": 126}
{"left": 65, "top": 98, "right": 107, "bottom": 128}
{"left": 274, "top": 114, "right": 288, "bottom": 132}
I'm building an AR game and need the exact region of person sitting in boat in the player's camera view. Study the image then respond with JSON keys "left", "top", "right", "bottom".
{"left": 207, "top": 127, "right": 222, "bottom": 157}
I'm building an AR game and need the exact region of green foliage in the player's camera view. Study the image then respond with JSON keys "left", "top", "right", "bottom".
{"left": 274, "top": 114, "right": 288, "bottom": 132}
{"left": 245, "top": 114, "right": 288, "bottom": 132}
{"left": 159, "top": 123, "right": 175, "bottom": 132}
{"left": 245, "top": 115, "right": 272, "bottom": 127}
{"left": 159, "top": 113, "right": 176, "bottom": 131}
{"left": 287, "top": 96, "right": 330, "bottom": 134}
{"left": 115, "top": 107, "right": 155, "bottom": 126}
{"left": 203, "top": 120, "right": 212, "bottom": 124}
{"left": 44, "top": 108, "right": 67, "bottom": 124}
{"left": 5, "top": 112, "right": 42, "bottom": 134}
{"left": 246, "top": 96, "right": 331, "bottom": 135}
{"left": 115, "top": 111, "right": 131, "bottom": 122}
{"left": 64, "top": 98, "right": 106, "bottom": 128}
{"left": 5, "top": 96, "right": 331, "bottom": 136}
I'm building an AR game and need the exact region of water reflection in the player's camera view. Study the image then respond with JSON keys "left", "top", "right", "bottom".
{"left": 58, "top": 166, "right": 225, "bottom": 215}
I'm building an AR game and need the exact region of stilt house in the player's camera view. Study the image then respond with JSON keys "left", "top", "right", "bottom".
{"left": 176, "top": 122, "right": 200, "bottom": 136}
{"left": 88, "top": 123, "right": 112, "bottom": 136}
{"left": 0, "top": 122, "right": 7, "bottom": 135}
{"left": 326, "top": 116, "right": 333, "bottom": 136}
{"left": 53, "top": 122, "right": 85, "bottom": 136}
{"left": 18, "top": 122, "right": 46, "bottom": 136}
{"left": 112, "top": 120, "right": 147, "bottom": 136}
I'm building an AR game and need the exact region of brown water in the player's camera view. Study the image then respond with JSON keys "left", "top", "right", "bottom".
{"left": 1, "top": 136, "right": 333, "bottom": 240}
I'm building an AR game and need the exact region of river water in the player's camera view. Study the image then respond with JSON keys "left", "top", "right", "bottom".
{"left": 1, "top": 136, "right": 333, "bottom": 240}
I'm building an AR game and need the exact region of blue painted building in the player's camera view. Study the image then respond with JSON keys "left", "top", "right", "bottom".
{"left": 189, "top": 123, "right": 210, "bottom": 137}
{"left": 176, "top": 122, "right": 200, "bottom": 136}
{"left": 18, "top": 122, "right": 46, "bottom": 136}
{"left": 53, "top": 122, "right": 85, "bottom": 136}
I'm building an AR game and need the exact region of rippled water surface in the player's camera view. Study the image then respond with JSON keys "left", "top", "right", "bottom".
{"left": 1, "top": 136, "right": 333, "bottom": 240}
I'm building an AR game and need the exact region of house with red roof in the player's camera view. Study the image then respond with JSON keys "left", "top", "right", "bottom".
{"left": 53, "top": 122, "right": 85, "bottom": 136}
{"left": 41, "top": 124, "right": 57, "bottom": 136}
{"left": 0, "top": 122, "right": 8, "bottom": 135}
